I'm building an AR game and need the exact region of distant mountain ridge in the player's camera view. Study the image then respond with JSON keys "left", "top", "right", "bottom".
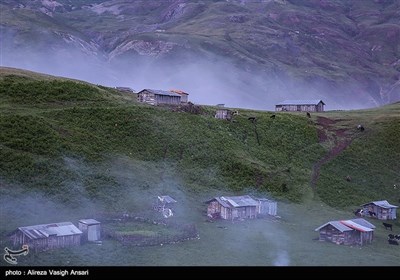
{"left": 1, "top": 0, "right": 400, "bottom": 109}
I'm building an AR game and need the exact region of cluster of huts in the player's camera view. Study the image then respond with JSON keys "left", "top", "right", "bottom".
{"left": 10, "top": 194, "right": 278, "bottom": 252}
{"left": 10, "top": 219, "right": 101, "bottom": 252}
{"left": 315, "top": 200, "right": 398, "bottom": 246}
{"left": 9, "top": 197, "right": 397, "bottom": 251}
{"left": 118, "top": 86, "right": 326, "bottom": 118}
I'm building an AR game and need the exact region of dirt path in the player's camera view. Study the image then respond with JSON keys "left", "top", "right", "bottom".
{"left": 310, "top": 117, "right": 355, "bottom": 190}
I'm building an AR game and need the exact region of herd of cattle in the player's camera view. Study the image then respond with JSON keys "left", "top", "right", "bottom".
{"left": 383, "top": 223, "right": 399, "bottom": 245}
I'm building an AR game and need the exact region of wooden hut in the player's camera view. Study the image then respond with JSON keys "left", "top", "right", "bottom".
{"left": 170, "top": 89, "right": 189, "bottom": 103}
{"left": 10, "top": 222, "right": 82, "bottom": 252}
{"left": 275, "top": 99, "right": 325, "bottom": 112}
{"left": 137, "top": 89, "right": 181, "bottom": 106}
{"left": 156, "top": 195, "right": 177, "bottom": 209}
{"left": 215, "top": 109, "right": 233, "bottom": 120}
{"left": 206, "top": 195, "right": 258, "bottom": 220}
{"left": 360, "top": 200, "right": 398, "bottom": 220}
{"left": 315, "top": 218, "right": 375, "bottom": 246}
{"left": 154, "top": 195, "right": 177, "bottom": 218}
{"left": 78, "top": 219, "right": 101, "bottom": 242}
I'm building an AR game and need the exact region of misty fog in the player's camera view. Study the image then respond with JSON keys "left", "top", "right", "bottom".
{"left": 0, "top": 43, "right": 380, "bottom": 111}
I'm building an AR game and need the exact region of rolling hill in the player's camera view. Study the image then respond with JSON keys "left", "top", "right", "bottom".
{"left": 0, "top": 67, "right": 399, "bottom": 266}
{"left": 0, "top": 66, "right": 399, "bottom": 208}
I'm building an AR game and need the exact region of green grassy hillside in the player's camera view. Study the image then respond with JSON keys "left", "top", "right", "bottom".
{"left": 0, "top": 67, "right": 399, "bottom": 210}
{"left": 1, "top": 67, "right": 400, "bottom": 266}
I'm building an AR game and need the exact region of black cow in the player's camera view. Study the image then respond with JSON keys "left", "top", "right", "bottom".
{"left": 306, "top": 112, "right": 311, "bottom": 118}
{"left": 270, "top": 114, "right": 276, "bottom": 119}
{"left": 383, "top": 222, "right": 393, "bottom": 231}
{"left": 388, "top": 239, "right": 399, "bottom": 245}
{"left": 388, "top": 234, "right": 395, "bottom": 239}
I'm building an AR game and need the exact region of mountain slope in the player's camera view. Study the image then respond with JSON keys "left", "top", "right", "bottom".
{"left": 1, "top": 0, "right": 400, "bottom": 109}
{"left": 0, "top": 67, "right": 399, "bottom": 210}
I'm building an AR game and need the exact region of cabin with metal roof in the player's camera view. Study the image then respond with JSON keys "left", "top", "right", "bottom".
{"left": 10, "top": 222, "right": 82, "bottom": 252}
{"left": 275, "top": 99, "right": 325, "bottom": 112}
{"left": 206, "top": 195, "right": 277, "bottom": 220}
{"left": 137, "top": 89, "right": 181, "bottom": 106}
{"left": 170, "top": 89, "right": 189, "bottom": 103}
{"left": 360, "top": 200, "right": 398, "bottom": 220}
{"left": 78, "top": 219, "right": 101, "bottom": 242}
{"left": 315, "top": 218, "right": 375, "bottom": 246}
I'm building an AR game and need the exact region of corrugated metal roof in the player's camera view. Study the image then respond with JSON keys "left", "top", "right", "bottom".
{"left": 340, "top": 220, "right": 373, "bottom": 232}
{"left": 364, "top": 200, "right": 399, "bottom": 209}
{"left": 350, "top": 218, "right": 375, "bottom": 229}
{"left": 170, "top": 89, "right": 189, "bottom": 95}
{"left": 221, "top": 195, "right": 258, "bottom": 207}
{"left": 140, "top": 89, "right": 181, "bottom": 97}
{"left": 79, "top": 219, "right": 100, "bottom": 225}
{"left": 158, "top": 195, "right": 177, "bottom": 204}
{"left": 315, "top": 221, "right": 353, "bottom": 232}
{"left": 254, "top": 197, "right": 274, "bottom": 202}
{"left": 19, "top": 222, "right": 82, "bottom": 240}
{"left": 315, "top": 218, "right": 376, "bottom": 233}
{"left": 276, "top": 99, "right": 325, "bottom": 106}
{"left": 215, "top": 197, "right": 230, "bottom": 208}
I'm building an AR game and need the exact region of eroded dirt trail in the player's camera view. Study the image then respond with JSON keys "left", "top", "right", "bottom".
{"left": 310, "top": 117, "right": 355, "bottom": 190}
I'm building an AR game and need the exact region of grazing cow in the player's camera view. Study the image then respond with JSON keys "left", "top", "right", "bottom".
{"left": 248, "top": 117, "right": 256, "bottom": 123}
{"left": 306, "top": 112, "right": 311, "bottom": 118}
{"left": 357, "top": 124, "right": 365, "bottom": 131}
{"left": 388, "top": 239, "right": 399, "bottom": 245}
{"left": 388, "top": 234, "right": 395, "bottom": 240}
{"left": 395, "top": 235, "right": 400, "bottom": 240}
{"left": 383, "top": 222, "right": 393, "bottom": 231}
{"left": 270, "top": 114, "right": 276, "bottom": 119}
{"left": 346, "top": 175, "right": 352, "bottom": 182}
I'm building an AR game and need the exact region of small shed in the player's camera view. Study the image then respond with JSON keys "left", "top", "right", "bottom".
{"left": 255, "top": 198, "right": 277, "bottom": 216}
{"left": 315, "top": 218, "right": 375, "bottom": 246}
{"left": 215, "top": 109, "right": 233, "bottom": 120}
{"left": 155, "top": 195, "right": 177, "bottom": 218}
{"left": 275, "top": 99, "right": 325, "bottom": 112}
{"left": 78, "top": 219, "right": 101, "bottom": 242}
{"left": 137, "top": 89, "right": 181, "bottom": 106}
{"left": 10, "top": 222, "right": 82, "bottom": 252}
{"left": 157, "top": 195, "right": 177, "bottom": 206}
{"left": 206, "top": 195, "right": 258, "bottom": 220}
{"left": 170, "top": 89, "right": 189, "bottom": 103}
{"left": 360, "top": 200, "right": 398, "bottom": 220}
